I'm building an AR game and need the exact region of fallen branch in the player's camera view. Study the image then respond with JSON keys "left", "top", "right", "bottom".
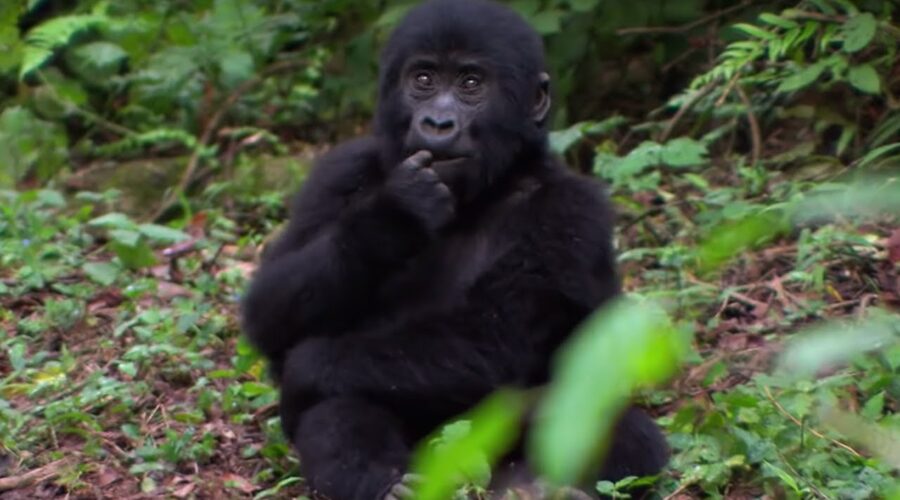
{"left": 0, "top": 459, "right": 67, "bottom": 491}
{"left": 659, "top": 82, "right": 715, "bottom": 143}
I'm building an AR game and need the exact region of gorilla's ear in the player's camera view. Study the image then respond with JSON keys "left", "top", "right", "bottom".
{"left": 532, "top": 72, "right": 551, "bottom": 126}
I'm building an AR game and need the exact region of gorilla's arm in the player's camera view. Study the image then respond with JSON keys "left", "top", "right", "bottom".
{"left": 283, "top": 179, "right": 619, "bottom": 413}
{"left": 242, "top": 138, "right": 437, "bottom": 369}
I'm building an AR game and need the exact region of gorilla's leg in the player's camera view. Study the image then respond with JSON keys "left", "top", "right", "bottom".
{"left": 290, "top": 397, "right": 409, "bottom": 500}
{"left": 599, "top": 406, "right": 669, "bottom": 482}
{"left": 491, "top": 407, "right": 667, "bottom": 499}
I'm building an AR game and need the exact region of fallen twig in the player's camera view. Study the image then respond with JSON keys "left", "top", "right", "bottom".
{"left": 736, "top": 87, "right": 762, "bottom": 166}
{"left": 0, "top": 459, "right": 67, "bottom": 491}
{"left": 762, "top": 385, "right": 862, "bottom": 458}
{"left": 659, "top": 82, "right": 716, "bottom": 143}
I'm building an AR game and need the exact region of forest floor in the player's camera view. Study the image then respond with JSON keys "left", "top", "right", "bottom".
{"left": 1, "top": 160, "right": 898, "bottom": 499}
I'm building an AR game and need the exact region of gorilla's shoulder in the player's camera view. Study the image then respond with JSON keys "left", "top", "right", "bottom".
{"left": 314, "top": 136, "right": 382, "bottom": 169}
{"left": 533, "top": 163, "right": 614, "bottom": 222}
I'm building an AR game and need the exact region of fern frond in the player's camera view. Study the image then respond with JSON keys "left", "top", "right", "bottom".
{"left": 94, "top": 128, "right": 198, "bottom": 157}
{"left": 20, "top": 14, "right": 109, "bottom": 79}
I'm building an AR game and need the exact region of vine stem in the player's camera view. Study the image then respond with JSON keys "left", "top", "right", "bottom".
{"left": 151, "top": 58, "right": 308, "bottom": 221}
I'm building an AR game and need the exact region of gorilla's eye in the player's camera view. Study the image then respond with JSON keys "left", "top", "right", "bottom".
{"left": 460, "top": 75, "right": 481, "bottom": 91}
{"left": 413, "top": 72, "right": 434, "bottom": 89}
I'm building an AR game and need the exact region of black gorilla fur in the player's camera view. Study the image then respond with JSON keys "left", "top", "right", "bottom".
{"left": 241, "top": 0, "right": 668, "bottom": 498}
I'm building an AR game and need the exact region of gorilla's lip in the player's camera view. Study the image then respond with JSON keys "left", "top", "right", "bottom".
{"left": 430, "top": 154, "right": 471, "bottom": 167}
{"left": 432, "top": 157, "right": 468, "bottom": 166}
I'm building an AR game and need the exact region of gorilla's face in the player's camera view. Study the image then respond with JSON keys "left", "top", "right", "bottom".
{"left": 400, "top": 55, "right": 487, "bottom": 169}
{"left": 375, "top": 0, "right": 551, "bottom": 202}
{"left": 391, "top": 52, "right": 550, "bottom": 202}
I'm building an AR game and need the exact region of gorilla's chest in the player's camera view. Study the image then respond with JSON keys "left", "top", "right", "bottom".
{"left": 379, "top": 216, "right": 516, "bottom": 311}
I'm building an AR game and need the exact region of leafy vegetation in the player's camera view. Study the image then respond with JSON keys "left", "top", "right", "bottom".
{"left": 1, "top": 0, "right": 898, "bottom": 498}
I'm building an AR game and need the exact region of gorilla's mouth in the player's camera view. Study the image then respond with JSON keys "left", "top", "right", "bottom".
{"left": 430, "top": 151, "right": 472, "bottom": 167}
{"left": 432, "top": 156, "right": 469, "bottom": 167}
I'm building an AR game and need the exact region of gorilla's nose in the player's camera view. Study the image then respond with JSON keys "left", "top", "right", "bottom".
{"left": 418, "top": 114, "right": 459, "bottom": 147}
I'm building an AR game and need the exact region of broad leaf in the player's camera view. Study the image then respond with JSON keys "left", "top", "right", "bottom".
{"left": 530, "top": 297, "right": 688, "bottom": 484}
{"left": 841, "top": 13, "right": 877, "bottom": 53}
{"left": 847, "top": 64, "right": 880, "bottom": 94}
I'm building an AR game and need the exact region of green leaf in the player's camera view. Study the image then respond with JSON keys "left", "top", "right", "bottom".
{"left": 777, "top": 61, "right": 827, "bottom": 93}
{"left": 137, "top": 223, "right": 190, "bottom": 243}
{"left": 20, "top": 14, "right": 108, "bottom": 78}
{"left": 661, "top": 137, "right": 707, "bottom": 166}
{"left": 696, "top": 210, "right": 787, "bottom": 272}
{"left": 411, "top": 391, "right": 525, "bottom": 500}
{"left": 530, "top": 297, "right": 688, "bottom": 484}
{"left": 600, "top": 141, "right": 661, "bottom": 180}
{"left": 758, "top": 13, "right": 798, "bottom": 29}
{"left": 862, "top": 392, "right": 885, "bottom": 420}
{"left": 530, "top": 10, "right": 564, "bottom": 35}
{"left": 66, "top": 41, "right": 127, "bottom": 83}
{"left": 569, "top": 0, "right": 599, "bottom": 13}
{"left": 82, "top": 261, "right": 120, "bottom": 286}
{"left": 856, "top": 142, "right": 900, "bottom": 168}
{"left": 89, "top": 212, "right": 135, "bottom": 230}
{"left": 0, "top": 106, "right": 68, "bottom": 185}
{"left": 35, "top": 189, "right": 65, "bottom": 207}
{"left": 777, "top": 311, "right": 899, "bottom": 380}
{"left": 847, "top": 64, "right": 880, "bottom": 94}
{"left": 841, "top": 13, "right": 877, "bottom": 53}
{"left": 510, "top": 0, "right": 540, "bottom": 17}
{"left": 549, "top": 116, "right": 626, "bottom": 154}
{"left": 733, "top": 23, "right": 777, "bottom": 40}
{"left": 110, "top": 240, "right": 156, "bottom": 269}
{"left": 762, "top": 461, "right": 801, "bottom": 493}
{"left": 219, "top": 49, "right": 254, "bottom": 88}
{"left": 118, "top": 361, "right": 137, "bottom": 377}
{"left": 109, "top": 229, "right": 141, "bottom": 247}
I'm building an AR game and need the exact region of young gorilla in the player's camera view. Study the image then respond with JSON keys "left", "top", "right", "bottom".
{"left": 241, "top": 0, "right": 668, "bottom": 498}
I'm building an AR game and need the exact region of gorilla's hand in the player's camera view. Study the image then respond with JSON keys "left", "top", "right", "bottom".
{"left": 384, "top": 150, "right": 456, "bottom": 234}
{"left": 382, "top": 473, "right": 422, "bottom": 500}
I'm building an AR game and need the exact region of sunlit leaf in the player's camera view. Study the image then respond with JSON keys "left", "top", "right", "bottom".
{"left": 777, "top": 310, "right": 899, "bottom": 380}
{"left": 695, "top": 210, "right": 788, "bottom": 272}
{"left": 733, "top": 23, "right": 777, "bottom": 40}
{"left": 758, "top": 13, "right": 798, "bottom": 29}
{"left": 530, "top": 297, "right": 688, "bottom": 485}
{"left": 411, "top": 391, "right": 525, "bottom": 500}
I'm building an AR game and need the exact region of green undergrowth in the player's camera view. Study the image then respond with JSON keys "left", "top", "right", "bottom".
{"left": 2, "top": 0, "right": 900, "bottom": 498}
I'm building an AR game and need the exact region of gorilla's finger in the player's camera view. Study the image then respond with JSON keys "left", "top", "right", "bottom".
{"left": 392, "top": 473, "right": 423, "bottom": 499}
{"left": 417, "top": 167, "right": 440, "bottom": 183}
{"left": 403, "top": 150, "right": 433, "bottom": 169}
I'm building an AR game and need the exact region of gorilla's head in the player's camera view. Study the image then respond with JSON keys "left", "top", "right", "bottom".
{"left": 375, "top": 0, "right": 551, "bottom": 202}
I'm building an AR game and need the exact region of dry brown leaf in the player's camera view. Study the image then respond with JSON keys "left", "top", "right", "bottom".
{"left": 222, "top": 473, "right": 256, "bottom": 494}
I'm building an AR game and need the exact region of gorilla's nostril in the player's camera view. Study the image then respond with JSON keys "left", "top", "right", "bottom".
{"left": 423, "top": 116, "right": 456, "bottom": 135}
